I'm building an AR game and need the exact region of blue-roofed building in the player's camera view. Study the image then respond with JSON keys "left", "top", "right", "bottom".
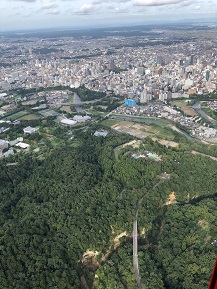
{"left": 125, "top": 99, "right": 136, "bottom": 107}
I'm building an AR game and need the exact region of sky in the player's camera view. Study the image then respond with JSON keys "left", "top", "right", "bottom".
{"left": 0, "top": 0, "right": 217, "bottom": 31}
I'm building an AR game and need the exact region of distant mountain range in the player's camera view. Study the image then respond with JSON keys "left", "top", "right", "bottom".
{"left": 1, "top": 17, "right": 217, "bottom": 35}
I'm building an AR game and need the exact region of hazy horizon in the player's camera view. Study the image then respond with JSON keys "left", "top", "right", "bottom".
{"left": 1, "top": 0, "right": 217, "bottom": 31}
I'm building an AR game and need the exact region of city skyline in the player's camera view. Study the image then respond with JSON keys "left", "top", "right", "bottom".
{"left": 1, "top": 0, "right": 217, "bottom": 31}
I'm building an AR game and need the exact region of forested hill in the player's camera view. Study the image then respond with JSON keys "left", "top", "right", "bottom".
{"left": 0, "top": 128, "right": 216, "bottom": 289}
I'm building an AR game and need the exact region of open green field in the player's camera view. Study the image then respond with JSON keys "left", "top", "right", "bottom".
{"left": 100, "top": 118, "right": 120, "bottom": 127}
{"left": 110, "top": 120, "right": 179, "bottom": 141}
{"left": 60, "top": 106, "right": 72, "bottom": 113}
{"left": 64, "top": 93, "right": 74, "bottom": 104}
{"left": 22, "top": 99, "right": 38, "bottom": 105}
{"left": 200, "top": 101, "right": 207, "bottom": 108}
{"left": 3, "top": 111, "right": 28, "bottom": 121}
{"left": 18, "top": 114, "right": 40, "bottom": 121}
{"left": 170, "top": 100, "right": 197, "bottom": 116}
{"left": 171, "top": 99, "right": 191, "bottom": 108}
{"left": 50, "top": 138, "right": 64, "bottom": 147}
{"left": 68, "top": 139, "right": 81, "bottom": 148}
{"left": 39, "top": 109, "right": 59, "bottom": 118}
{"left": 14, "top": 95, "right": 22, "bottom": 99}
{"left": 201, "top": 107, "right": 217, "bottom": 121}
{"left": 149, "top": 124, "right": 177, "bottom": 140}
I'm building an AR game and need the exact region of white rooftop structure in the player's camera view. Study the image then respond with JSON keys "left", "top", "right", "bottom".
{"left": 9, "top": 137, "right": 24, "bottom": 146}
{"left": 61, "top": 119, "right": 77, "bottom": 126}
{"left": 73, "top": 115, "right": 91, "bottom": 123}
{"left": 93, "top": 130, "right": 108, "bottom": 137}
{"left": 0, "top": 93, "right": 7, "bottom": 99}
{"left": 23, "top": 126, "right": 39, "bottom": 134}
{"left": 15, "top": 142, "right": 30, "bottom": 149}
{"left": 3, "top": 149, "right": 14, "bottom": 157}
{"left": 0, "top": 139, "right": 9, "bottom": 151}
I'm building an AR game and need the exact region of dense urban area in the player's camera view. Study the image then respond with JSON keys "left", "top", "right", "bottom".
{"left": 0, "top": 24, "right": 217, "bottom": 289}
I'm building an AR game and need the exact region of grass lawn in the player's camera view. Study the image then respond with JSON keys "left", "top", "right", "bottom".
{"left": 67, "top": 93, "right": 74, "bottom": 104}
{"left": 68, "top": 139, "right": 81, "bottom": 148}
{"left": 202, "top": 107, "right": 217, "bottom": 121}
{"left": 18, "top": 114, "right": 40, "bottom": 120}
{"left": 60, "top": 106, "right": 72, "bottom": 113}
{"left": 110, "top": 119, "right": 177, "bottom": 141}
{"left": 146, "top": 123, "right": 177, "bottom": 140}
{"left": 170, "top": 100, "right": 197, "bottom": 116}
{"left": 3, "top": 111, "right": 28, "bottom": 121}
{"left": 100, "top": 118, "right": 122, "bottom": 127}
{"left": 51, "top": 139, "right": 62, "bottom": 147}
{"left": 171, "top": 100, "right": 188, "bottom": 108}
{"left": 181, "top": 107, "right": 198, "bottom": 116}
{"left": 14, "top": 95, "right": 22, "bottom": 99}
{"left": 22, "top": 99, "right": 38, "bottom": 105}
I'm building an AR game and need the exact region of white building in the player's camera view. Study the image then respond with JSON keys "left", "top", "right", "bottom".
{"left": 94, "top": 130, "right": 108, "bottom": 137}
{"left": 0, "top": 139, "right": 9, "bottom": 154}
{"left": 60, "top": 119, "right": 77, "bottom": 126}
{"left": 73, "top": 115, "right": 91, "bottom": 123}
{"left": 15, "top": 142, "right": 30, "bottom": 149}
{"left": 23, "top": 126, "right": 39, "bottom": 134}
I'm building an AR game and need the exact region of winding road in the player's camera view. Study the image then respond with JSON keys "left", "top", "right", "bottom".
{"left": 192, "top": 101, "right": 217, "bottom": 126}
{"left": 132, "top": 181, "right": 162, "bottom": 289}
{"left": 133, "top": 199, "right": 144, "bottom": 289}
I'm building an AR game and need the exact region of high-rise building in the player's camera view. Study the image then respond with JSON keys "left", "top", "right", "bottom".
{"left": 165, "top": 56, "right": 171, "bottom": 65}
{"left": 156, "top": 55, "right": 163, "bottom": 66}
{"left": 108, "top": 59, "right": 115, "bottom": 70}
{"left": 190, "top": 54, "right": 195, "bottom": 65}
{"left": 206, "top": 70, "right": 210, "bottom": 81}
{"left": 137, "top": 67, "right": 144, "bottom": 75}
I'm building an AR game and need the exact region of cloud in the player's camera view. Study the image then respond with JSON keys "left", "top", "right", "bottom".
{"left": 105, "top": 3, "right": 131, "bottom": 12}
{"left": 41, "top": 1, "right": 58, "bottom": 10}
{"left": 113, "top": 6, "right": 131, "bottom": 13}
{"left": 46, "top": 9, "right": 60, "bottom": 14}
{"left": 10, "top": 12, "right": 22, "bottom": 16}
{"left": 194, "top": 5, "right": 201, "bottom": 9}
{"left": 92, "top": 0, "right": 129, "bottom": 4}
{"left": 74, "top": 4, "right": 98, "bottom": 15}
{"left": 8, "top": 0, "right": 37, "bottom": 2}
{"left": 177, "top": 0, "right": 194, "bottom": 7}
{"left": 133, "top": 0, "right": 190, "bottom": 6}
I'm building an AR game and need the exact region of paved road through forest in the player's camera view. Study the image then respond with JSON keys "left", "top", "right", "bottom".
{"left": 133, "top": 181, "right": 162, "bottom": 289}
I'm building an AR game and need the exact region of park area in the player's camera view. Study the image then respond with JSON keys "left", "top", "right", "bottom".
{"left": 3, "top": 110, "right": 28, "bottom": 121}
{"left": 18, "top": 114, "right": 40, "bottom": 120}
{"left": 60, "top": 106, "right": 72, "bottom": 113}
{"left": 21, "top": 99, "right": 38, "bottom": 105}
{"left": 171, "top": 99, "right": 198, "bottom": 116}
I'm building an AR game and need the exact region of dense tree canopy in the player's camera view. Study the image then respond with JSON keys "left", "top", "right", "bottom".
{"left": 0, "top": 128, "right": 216, "bottom": 289}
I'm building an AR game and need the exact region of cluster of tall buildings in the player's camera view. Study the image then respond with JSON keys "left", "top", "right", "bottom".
{"left": 0, "top": 33, "right": 217, "bottom": 103}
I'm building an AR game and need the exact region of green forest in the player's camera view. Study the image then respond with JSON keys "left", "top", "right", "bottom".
{"left": 0, "top": 126, "right": 216, "bottom": 289}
